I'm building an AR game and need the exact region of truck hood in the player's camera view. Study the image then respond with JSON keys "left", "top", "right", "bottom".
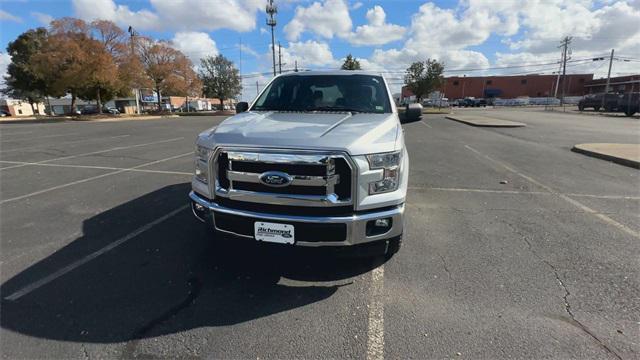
{"left": 202, "top": 111, "right": 401, "bottom": 155}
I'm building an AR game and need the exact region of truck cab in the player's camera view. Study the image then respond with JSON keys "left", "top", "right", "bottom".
{"left": 189, "top": 71, "right": 410, "bottom": 256}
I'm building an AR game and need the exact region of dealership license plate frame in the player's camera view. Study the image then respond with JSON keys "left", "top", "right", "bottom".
{"left": 254, "top": 221, "right": 295, "bottom": 244}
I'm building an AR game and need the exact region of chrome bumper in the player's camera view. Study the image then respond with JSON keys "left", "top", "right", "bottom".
{"left": 189, "top": 191, "right": 404, "bottom": 247}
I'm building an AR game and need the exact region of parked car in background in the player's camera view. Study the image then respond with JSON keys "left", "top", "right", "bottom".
{"left": 617, "top": 92, "right": 639, "bottom": 116}
{"left": 0, "top": 109, "right": 11, "bottom": 117}
{"left": 104, "top": 107, "right": 120, "bottom": 115}
{"left": 80, "top": 107, "right": 98, "bottom": 115}
{"left": 578, "top": 93, "right": 619, "bottom": 112}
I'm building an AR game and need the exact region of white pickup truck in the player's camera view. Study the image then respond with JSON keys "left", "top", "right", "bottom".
{"left": 189, "top": 71, "right": 414, "bottom": 256}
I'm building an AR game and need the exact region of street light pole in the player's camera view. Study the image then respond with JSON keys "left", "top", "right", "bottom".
{"left": 128, "top": 26, "right": 141, "bottom": 115}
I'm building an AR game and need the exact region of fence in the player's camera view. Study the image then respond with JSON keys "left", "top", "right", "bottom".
{"left": 493, "top": 96, "right": 582, "bottom": 106}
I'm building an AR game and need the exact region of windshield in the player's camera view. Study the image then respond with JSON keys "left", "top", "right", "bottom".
{"left": 251, "top": 74, "right": 392, "bottom": 113}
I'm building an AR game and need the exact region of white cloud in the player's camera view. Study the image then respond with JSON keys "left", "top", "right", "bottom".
{"left": 72, "top": 0, "right": 262, "bottom": 32}
{"left": 284, "top": 1, "right": 404, "bottom": 46}
{"left": 30, "top": 12, "right": 53, "bottom": 25}
{"left": 0, "top": 52, "right": 11, "bottom": 88}
{"left": 351, "top": 1, "right": 363, "bottom": 10}
{"left": 240, "top": 44, "right": 259, "bottom": 58}
{"left": 171, "top": 32, "right": 218, "bottom": 64}
{"left": 0, "top": 10, "right": 22, "bottom": 23}
{"left": 348, "top": 6, "right": 405, "bottom": 46}
{"left": 73, "top": 0, "right": 160, "bottom": 30}
{"left": 282, "top": 40, "right": 338, "bottom": 68}
{"left": 149, "top": 0, "right": 262, "bottom": 32}
{"left": 284, "top": 0, "right": 352, "bottom": 41}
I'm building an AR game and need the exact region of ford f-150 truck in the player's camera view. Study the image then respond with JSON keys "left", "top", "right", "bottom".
{"left": 189, "top": 71, "right": 413, "bottom": 256}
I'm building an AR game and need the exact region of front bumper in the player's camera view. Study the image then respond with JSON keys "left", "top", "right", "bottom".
{"left": 189, "top": 191, "right": 404, "bottom": 247}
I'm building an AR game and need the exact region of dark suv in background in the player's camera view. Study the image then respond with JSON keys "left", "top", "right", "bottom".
{"left": 579, "top": 92, "right": 639, "bottom": 116}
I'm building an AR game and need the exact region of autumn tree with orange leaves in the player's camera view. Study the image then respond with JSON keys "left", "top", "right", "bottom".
{"left": 136, "top": 37, "right": 198, "bottom": 110}
{"left": 5, "top": 17, "right": 199, "bottom": 114}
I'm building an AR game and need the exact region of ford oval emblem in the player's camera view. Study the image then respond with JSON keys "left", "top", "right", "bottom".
{"left": 259, "top": 171, "right": 293, "bottom": 187}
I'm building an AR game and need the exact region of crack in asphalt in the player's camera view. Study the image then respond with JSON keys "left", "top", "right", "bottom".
{"left": 120, "top": 277, "right": 203, "bottom": 359}
{"left": 81, "top": 343, "right": 89, "bottom": 360}
{"left": 437, "top": 253, "right": 457, "bottom": 296}
{"left": 504, "top": 221, "right": 623, "bottom": 360}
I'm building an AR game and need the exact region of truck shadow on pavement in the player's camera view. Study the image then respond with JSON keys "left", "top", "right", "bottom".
{"left": 1, "top": 183, "right": 383, "bottom": 345}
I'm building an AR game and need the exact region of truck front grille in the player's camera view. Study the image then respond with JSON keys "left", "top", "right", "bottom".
{"left": 213, "top": 149, "right": 354, "bottom": 209}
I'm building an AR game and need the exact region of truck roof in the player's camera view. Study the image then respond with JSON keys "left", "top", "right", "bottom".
{"left": 279, "top": 70, "right": 384, "bottom": 77}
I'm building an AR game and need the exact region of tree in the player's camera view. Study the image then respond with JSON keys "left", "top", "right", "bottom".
{"left": 199, "top": 55, "right": 241, "bottom": 109}
{"left": 341, "top": 54, "right": 361, "bottom": 70}
{"left": 404, "top": 59, "right": 445, "bottom": 102}
{"left": 2, "top": 28, "right": 49, "bottom": 114}
{"left": 137, "top": 37, "right": 195, "bottom": 110}
{"left": 30, "top": 17, "right": 117, "bottom": 114}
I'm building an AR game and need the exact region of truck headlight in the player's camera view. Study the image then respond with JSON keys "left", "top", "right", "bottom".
{"left": 367, "top": 151, "right": 401, "bottom": 194}
{"left": 194, "top": 145, "right": 212, "bottom": 184}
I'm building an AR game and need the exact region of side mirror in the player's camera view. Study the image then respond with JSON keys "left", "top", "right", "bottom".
{"left": 235, "top": 102, "right": 249, "bottom": 113}
{"left": 401, "top": 103, "right": 422, "bottom": 123}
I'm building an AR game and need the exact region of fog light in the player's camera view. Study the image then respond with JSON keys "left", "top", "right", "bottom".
{"left": 366, "top": 217, "right": 392, "bottom": 236}
{"left": 194, "top": 202, "right": 206, "bottom": 211}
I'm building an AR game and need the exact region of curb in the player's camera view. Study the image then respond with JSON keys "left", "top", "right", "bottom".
{"left": 445, "top": 115, "right": 525, "bottom": 127}
{"left": 571, "top": 144, "right": 640, "bottom": 169}
{"left": 0, "top": 115, "right": 180, "bottom": 124}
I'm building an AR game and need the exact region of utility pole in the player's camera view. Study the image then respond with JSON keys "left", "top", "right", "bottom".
{"left": 127, "top": 26, "right": 141, "bottom": 115}
{"left": 294, "top": 60, "right": 298, "bottom": 72}
{"left": 558, "top": 36, "right": 572, "bottom": 106}
{"left": 601, "top": 48, "right": 614, "bottom": 111}
{"left": 462, "top": 75, "right": 466, "bottom": 98}
{"left": 278, "top": 42, "right": 282, "bottom": 74}
{"left": 239, "top": 36, "right": 242, "bottom": 97}
{"left": 266, "top": 0, "right": 277, "bottom": 77}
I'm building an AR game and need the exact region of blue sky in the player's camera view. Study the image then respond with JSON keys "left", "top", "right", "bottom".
{"left": 1, "top": 0, "right": 639, "bottom": 98}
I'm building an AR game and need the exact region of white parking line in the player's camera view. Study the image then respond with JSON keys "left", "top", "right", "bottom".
{"left": 1, "top": 132, "right": 83, "bottom": 144}
{"left": 0, "top": 134, "right": 130, "bottom": 153}
{"left": 366, "top": 265, "right": 385, "bottom": 360}
{"left": 0, "top": 152, "right": 192, "bottom": 204}
{"left": 419, "top": 121, "right": 432, "bottom": 128}
{"left": 566, "top": 193, "right": 640, "bottom": 200}
{"left": 0, "top": 130, "right": 33, "bottom": 136}
{"left": 410, "top": 186, "right": 549, "bottom": 195}
{"left": 410, "top": 186, "right": 640, "bottom": 200}
{"left": 0, "top": 137, "right": 183, "bottom": 171}
{"left": 465, "top": 145, "right": 639, "bottom": 239}
{"left": 0, "top": 160, "right": 191, "bottom": 176}
{"left": 4, "top": 205, "right": 189, "bottom": 301}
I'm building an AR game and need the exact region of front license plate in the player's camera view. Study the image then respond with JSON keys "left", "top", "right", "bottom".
{"left": 254, "top": 222, "right": 295, "bottom": 244}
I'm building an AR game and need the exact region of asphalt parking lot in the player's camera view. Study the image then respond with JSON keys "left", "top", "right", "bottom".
{"left": 1, "top": 109, "right": 639, "bottom": 359}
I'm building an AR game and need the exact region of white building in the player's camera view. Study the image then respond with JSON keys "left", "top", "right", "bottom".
{"left": 0, "top": 98, "right": 46, "bottom": 116}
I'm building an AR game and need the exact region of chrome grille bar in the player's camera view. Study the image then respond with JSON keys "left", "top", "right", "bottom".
{"left": 213, "top": 148, "right": 354, "bottom": 208}
{"left": 227, "top": 170, "right": 339, "bottom": 187}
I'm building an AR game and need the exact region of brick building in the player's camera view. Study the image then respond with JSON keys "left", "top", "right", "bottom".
{"left": 402, "top": 73, "right": 593, "bottom": 100}
{"left": 584, "top": 75, "right": 640, "bottom": 94}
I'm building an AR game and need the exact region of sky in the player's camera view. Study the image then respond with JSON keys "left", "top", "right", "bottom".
{"left": 0, "top": 0, "right": 639, "bottom": 99}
